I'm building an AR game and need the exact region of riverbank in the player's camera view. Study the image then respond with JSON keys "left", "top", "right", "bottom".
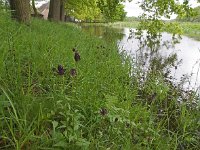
{"left": 88, "top": 21, "right": 200, "bottom": 41}
{"left": 0, "top": 12, "right": 199, "bottom": 149}
{"left": 180, "top": 22, "right": 200, "bottom": 40}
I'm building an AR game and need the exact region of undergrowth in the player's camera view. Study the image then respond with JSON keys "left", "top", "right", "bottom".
{"left": 0, "top": 10, "right": 199, "bottom": 150}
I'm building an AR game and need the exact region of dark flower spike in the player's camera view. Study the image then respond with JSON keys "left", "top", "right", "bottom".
{"left": 70, "top": 68, "right": 77, "bottom": 77}
{"left": 100, "top": 108, "right": 108, "bottom": 116}
{"left": 74, "top": 51, "right": 81, "bottom": 62}
{"left": 57, "top": 65, "right": 65, "bottom": 75}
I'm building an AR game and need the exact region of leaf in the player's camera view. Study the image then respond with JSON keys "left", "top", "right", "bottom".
{"left": 0, "top": 95, "right": 9, "bottom": 114}
{"left": 52, "top": 120, "right": 58, "bottom": 132}
{"left": 76, "top": 138, "right": 90, "bottom": 148}
{"left": 105, "top": 95, "right": 118, "bottom": 108}
{"left": 53, "top": 141, "right": 68, "bottom": 148}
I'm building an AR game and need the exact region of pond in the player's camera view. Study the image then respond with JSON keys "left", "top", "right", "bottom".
{"left": 80, "top": 25, "right": 200, "bottom": 91}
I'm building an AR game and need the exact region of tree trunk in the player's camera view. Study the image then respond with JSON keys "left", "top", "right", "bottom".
{"left": 9, "top": 0, "right": 30, "bottom": 24}
{"left": 60, "top": 0, "right": 65, "bottom": 21}
{"left": 48, "top": 0, "right": 61, "bottom": 21}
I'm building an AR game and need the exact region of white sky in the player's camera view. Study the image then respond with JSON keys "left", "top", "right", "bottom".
{"left": 124, "top": 0, "right": 200, "bottom": 17}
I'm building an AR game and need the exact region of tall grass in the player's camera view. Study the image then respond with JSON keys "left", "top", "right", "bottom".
{"left": 0, "top": 10, "right": 199, "bottom": 149}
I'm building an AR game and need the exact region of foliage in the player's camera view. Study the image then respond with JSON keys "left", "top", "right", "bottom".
{"left": 177, "top": 6, "right": 200, "bottom": 22}
{"left": 65, "top": 0, "right": 102, "bottom": 21}
{"left": 97, "top": 0, "right": 127, "bottom": 22}
{"left": 65, "top": 0, "right": 127, "bottom": 22}
{"left": 133, "top": 0, "right": 197, "bottom": 52}
{"left": 179, "top": 21, "right": 200, "bottom": 40}
{"left": 124, "top": 16, "right": 140, "bottom": 22}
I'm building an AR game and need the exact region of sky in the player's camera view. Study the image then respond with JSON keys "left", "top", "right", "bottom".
{"left": 123, "top": 0, "right": 200, "bottom": 17}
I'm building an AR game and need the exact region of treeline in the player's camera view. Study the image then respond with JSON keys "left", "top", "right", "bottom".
{"left": 1, "top": 0, "right": 127, "bottom": 24}
{"left": 124, "top": 16, "right": 140, "bottom": 22}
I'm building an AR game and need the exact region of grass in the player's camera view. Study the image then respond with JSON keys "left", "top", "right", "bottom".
{"left": 0, "top": 10, "right": 199, "bottom": 149}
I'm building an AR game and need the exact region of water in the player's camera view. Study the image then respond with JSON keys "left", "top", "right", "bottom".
{"left": 80, "top": 25, "right": 200, "bottom": 90}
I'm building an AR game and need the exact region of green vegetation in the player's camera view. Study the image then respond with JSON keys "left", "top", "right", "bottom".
{"left": 79, "top": 21, "right": 139, "bottom": 29}
{"left": 106, "top": 21, "right": 139, "bottom": 28}
{"left": 100, "top": 20, "right": 200, "bottom": 41}
{"left": 177, "top": 6, "right": 200, "bottom": 22}
{"left": 0, "top": 9, "right": 200, "bottom": 150}
{"left": 179, "top": 22, "right": 200, "bottom": 40}
{"left": 65, "top": 0, "right": 127, "bottom": 22}
{"left": 124, "top": 16, "right": 140, "bottom": 22}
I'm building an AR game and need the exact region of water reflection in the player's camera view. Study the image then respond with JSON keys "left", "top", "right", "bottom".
{"left": 80, "top": 25, "right": 200, "bottom": 90}
{"left": 80, "top": 25, "right": 125, "bottom": 43}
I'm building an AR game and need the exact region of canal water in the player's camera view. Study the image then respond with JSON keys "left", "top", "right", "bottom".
{"left": 80, "top": 25, "right": 200, "bottom": 91}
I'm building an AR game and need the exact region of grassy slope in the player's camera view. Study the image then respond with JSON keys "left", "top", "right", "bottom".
{"left": 0, "top": 12, "right": 199, "bottom": 149}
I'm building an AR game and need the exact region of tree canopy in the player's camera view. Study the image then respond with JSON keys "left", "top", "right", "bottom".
{"left": 177, "top": 5, "right": 200, "bottom": 22}
{"left": 65, "top": 0, "right": 127, "bottom": 22}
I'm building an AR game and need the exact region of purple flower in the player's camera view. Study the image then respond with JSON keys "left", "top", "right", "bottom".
{"left": 57, "top": 65, "right": 65, "bottom": 75}
{"left": 70, "top": 68, "right": 77, "bottom": 77}
{"left": 74, "top": 51, "right": 81, "bottom": 62}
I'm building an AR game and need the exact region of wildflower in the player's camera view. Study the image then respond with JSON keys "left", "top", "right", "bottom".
{"left": 70, "top": 68, "right": 77, "bottom": 77}
{"left": 72, "top": 48, "right": 81, "bottom": 62}
{"left": 100, "top": 108, "right": 108, "bottom": 116}
{"left": 74, "top": 51, "right": 81, "bottom": 62}
{"left": 57, "top": 65, "right": 65, "bottom": 75}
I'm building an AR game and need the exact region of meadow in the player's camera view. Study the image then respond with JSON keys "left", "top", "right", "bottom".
{"left": 0, "top": 11, "right": 199, "bottom": 149}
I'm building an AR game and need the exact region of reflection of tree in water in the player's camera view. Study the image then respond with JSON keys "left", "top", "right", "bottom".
{"left": 132, "top": 32, "right": 199, "bottom": 137}
{"left": 133, "top": 30, "right": 199, "bottom": 109}
{"left": 80, "top": 25, "right": 124, "bottom": 42}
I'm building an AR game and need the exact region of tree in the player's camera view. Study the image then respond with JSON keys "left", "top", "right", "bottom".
{"left": 9, "top": 0, "right": 31, "bottom": 24}
{"left": 60, "top": 0, "right": 65, "bottom": 21}
{"left": 48, "top": 0, "right": 61, "bottom": 21}
{"left": 65, "top": 0, "right": 101, "bottom": 22}
{"left": 48, "top": 0, "right": 66, "bottom": 22}
{"left": 177, "top": 6, "right": 200, "bottom": 22}
{"left": 131, "top": 0, "right": 199, "bottom": 53}
{"left": 65, "top": 0, "right": 127, "bottom": 22}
